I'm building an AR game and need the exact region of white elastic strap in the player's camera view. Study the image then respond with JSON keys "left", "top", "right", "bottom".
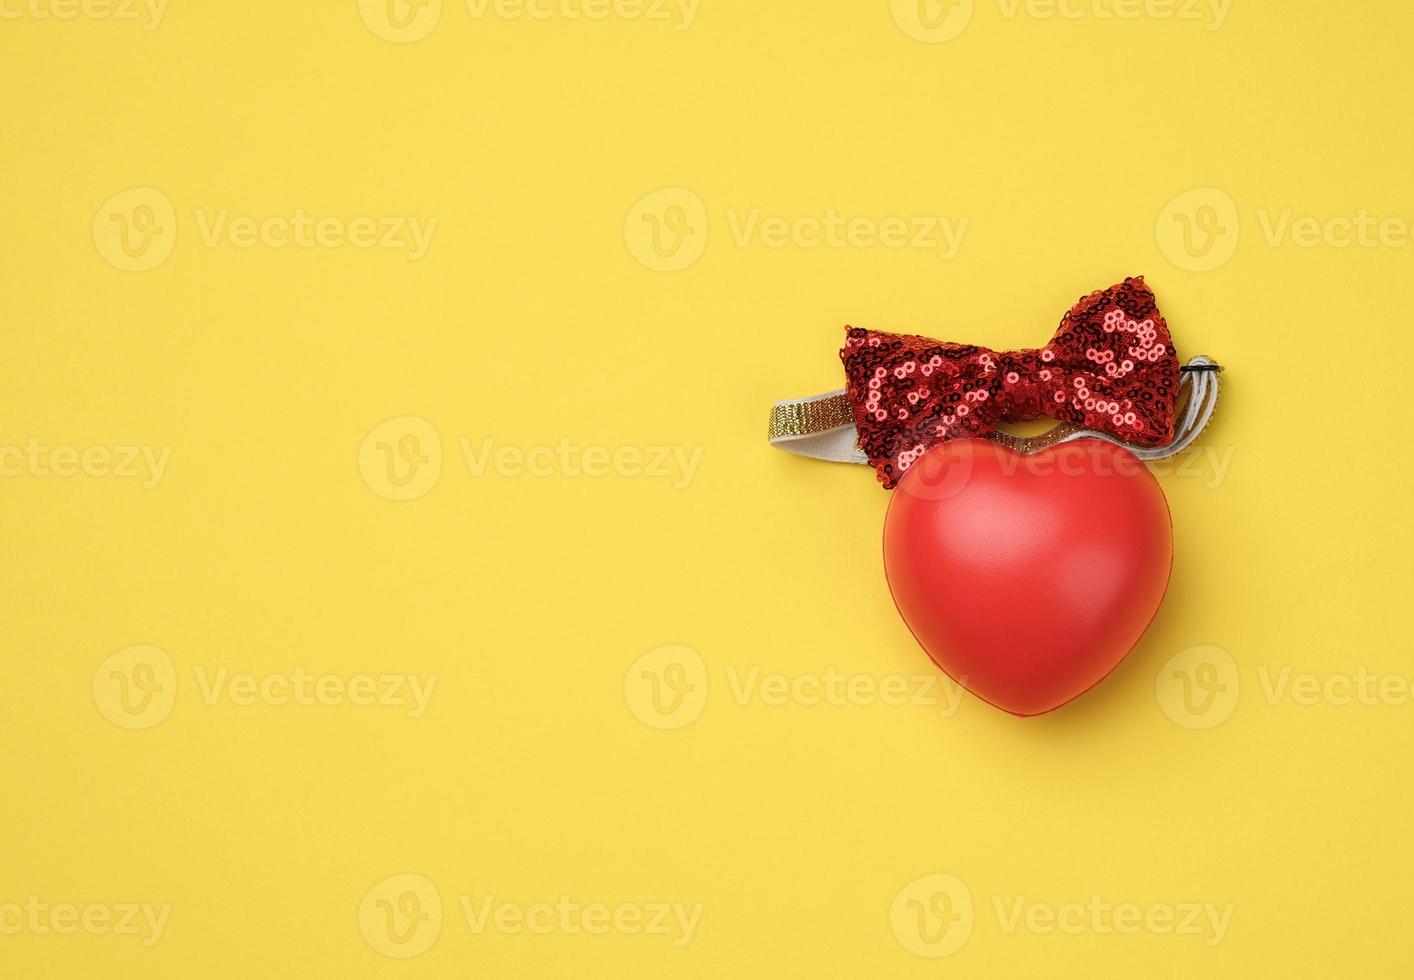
{"left": 1051, "top": 357, "right": 1221, "bottom": 459}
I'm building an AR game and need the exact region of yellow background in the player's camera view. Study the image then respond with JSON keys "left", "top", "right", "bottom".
{"left": 3, "top": 0, "right": 1412, "bottom": 975}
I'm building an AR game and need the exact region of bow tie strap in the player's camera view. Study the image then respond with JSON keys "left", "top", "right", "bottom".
{"left": 768, "top": 357, "right": 1220, "bottom": 467}
{"left": 765, "top": 389, "right": 869, "bottom": 465}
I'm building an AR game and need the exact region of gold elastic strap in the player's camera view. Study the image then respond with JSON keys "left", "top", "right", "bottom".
{"left": 768, "top": 392, "right": 854, "bottom": 440}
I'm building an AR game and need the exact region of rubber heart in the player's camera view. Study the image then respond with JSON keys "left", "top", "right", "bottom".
{"left": 882, "top": 438, "right": 1172, "bottom": 716}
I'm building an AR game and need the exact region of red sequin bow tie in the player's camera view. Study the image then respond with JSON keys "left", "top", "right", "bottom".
{"left": 837, "top": 278, "right": 1181, "bottom": 487}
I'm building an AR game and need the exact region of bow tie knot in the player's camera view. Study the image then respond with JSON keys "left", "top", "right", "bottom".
{"left": 990, "top": 349, "right": 1050, "bottom": 420}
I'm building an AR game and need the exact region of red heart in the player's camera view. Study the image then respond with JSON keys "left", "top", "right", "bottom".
{"left": 883, "top": 438, "right": 1172, "bottom": 716}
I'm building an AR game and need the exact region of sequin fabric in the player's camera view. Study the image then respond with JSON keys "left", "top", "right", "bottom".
{"left": 840, "top": 277, "right": 1181, "bottom": 488}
